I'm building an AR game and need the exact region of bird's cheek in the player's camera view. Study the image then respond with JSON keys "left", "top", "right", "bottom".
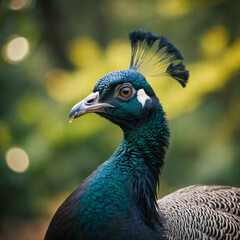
{"left": 102, "top": 99, "right": 143, "bottom": 120}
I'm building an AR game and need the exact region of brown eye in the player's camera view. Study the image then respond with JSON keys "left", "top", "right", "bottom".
{"left": 120, "top": 87, "right": 132, "bottom": 98}
{"left": 114, "top": 83, "right": 136, "bottom": 101}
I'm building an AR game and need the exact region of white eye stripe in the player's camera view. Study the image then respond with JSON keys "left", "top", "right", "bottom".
{"left": 137, "top": 89, "right": 151, "bottom": 108}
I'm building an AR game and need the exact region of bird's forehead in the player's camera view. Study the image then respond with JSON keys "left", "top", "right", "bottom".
{"left": 93, "top": 69, "right": 150, "bottom": 93}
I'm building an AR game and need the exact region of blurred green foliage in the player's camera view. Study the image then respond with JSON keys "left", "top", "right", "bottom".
{"left": 0, "top": 0, "right": 240, "bottom": 238}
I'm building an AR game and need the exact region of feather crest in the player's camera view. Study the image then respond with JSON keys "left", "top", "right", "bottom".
{"left": 129, "top": 30, "right": 189, "bottom": 87}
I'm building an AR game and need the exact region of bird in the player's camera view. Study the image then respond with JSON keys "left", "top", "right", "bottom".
{"left": 45, "top": 30, "right": 240, "bottom": 240}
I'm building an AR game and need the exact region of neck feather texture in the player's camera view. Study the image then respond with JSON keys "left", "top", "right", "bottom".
{"left": 78, "top": 105, "right": 169, "bottom": 234}
{"left": 121, "top": 105, "right": 170, "bottom": 228}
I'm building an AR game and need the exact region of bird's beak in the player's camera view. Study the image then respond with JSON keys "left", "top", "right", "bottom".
{"left": 69, "top": 91, "right": 114, "bottom": 123}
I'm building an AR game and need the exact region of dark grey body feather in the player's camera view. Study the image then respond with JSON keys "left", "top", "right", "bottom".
{"left": 158, "top": 185, "right": 240, "bottom": 240}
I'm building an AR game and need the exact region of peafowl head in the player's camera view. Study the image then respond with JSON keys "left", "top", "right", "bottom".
{"left": 69, "top": 30, "right": 189, "bottom": 132}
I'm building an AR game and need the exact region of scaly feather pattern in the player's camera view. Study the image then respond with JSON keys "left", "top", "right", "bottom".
{"left": 129, "top": 30, "right": 189, "bottom": 87}
{"left": 158, "top": 185, "right": 240, "bottom": 239}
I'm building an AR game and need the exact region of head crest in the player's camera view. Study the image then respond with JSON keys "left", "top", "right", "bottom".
{"left": 129, "top": 30, "right": 189, "bottom": 87}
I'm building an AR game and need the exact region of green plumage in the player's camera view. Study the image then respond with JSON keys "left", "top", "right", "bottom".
{"left": 46, "top": 69, "right": 170, "bottom": 239}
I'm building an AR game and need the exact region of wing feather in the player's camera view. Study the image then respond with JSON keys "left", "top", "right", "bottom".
{"left": 158, "top": 185, "right": 240, "bottom": 240}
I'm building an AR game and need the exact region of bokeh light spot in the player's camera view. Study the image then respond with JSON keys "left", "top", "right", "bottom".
{"left": 3, "top": 36, "right": 29, "bottom": 64}
{"left": 6, "top": 147, "right": 29, "bottom": 173}
{"left": 9, "top": 0, "right": 32, "bottom": 11}
{"left": 200, "top": 26, "right": 228, "bottom": 58}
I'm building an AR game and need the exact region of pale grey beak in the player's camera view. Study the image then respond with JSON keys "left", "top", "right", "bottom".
{"left": 69, "top": 92, "right": 114, "bottom": 123}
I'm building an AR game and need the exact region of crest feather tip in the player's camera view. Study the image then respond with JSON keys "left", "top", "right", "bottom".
{"left": 128, "top": 30, "right": 189, "bottom": 88}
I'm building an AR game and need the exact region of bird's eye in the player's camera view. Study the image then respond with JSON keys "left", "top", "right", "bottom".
{"left": 115, "top": 83, "right": 136, "bottom": 101}
{"left": 120, "top": 87, "right": 132, "bottom": 98}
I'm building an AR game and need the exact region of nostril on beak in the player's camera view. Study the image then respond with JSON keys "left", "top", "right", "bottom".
{"left": 84, "top": 92, "right": 99, "bottom": 105}
{"left": 85, "top": 98, "right": 96, "bottom": 105}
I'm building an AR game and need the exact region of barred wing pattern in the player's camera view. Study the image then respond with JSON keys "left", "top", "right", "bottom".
{"left": 158, "top": 185, "right": 240, "bottom": 240}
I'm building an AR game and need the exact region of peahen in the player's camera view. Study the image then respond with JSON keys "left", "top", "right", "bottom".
{"left": 45, "top": 30, "right": 240, "bottom": 240}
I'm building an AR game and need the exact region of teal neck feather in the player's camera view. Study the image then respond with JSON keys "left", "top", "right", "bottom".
{"left": 122, "top": 104, "right": 169, "bottom": 227}
{"left": 79, "top": 105, "right": 169, "bottom": 232}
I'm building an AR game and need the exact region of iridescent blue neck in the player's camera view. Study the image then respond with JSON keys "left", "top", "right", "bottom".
{"left": 77, "top": 105, "right": 169, "bottom": 237}
{"left": 123, "top": 105, "right": 169, "bottom": 171}
{"left": 99, "top": 105, "right": 169, "bottom": 225}
{"left": 121, "top": 105, "right": 169, "bottom": 227}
